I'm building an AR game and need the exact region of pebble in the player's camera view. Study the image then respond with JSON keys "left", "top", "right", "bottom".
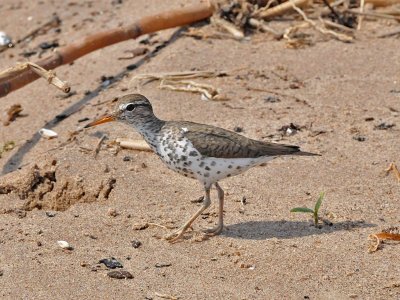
{"left": 107, "top": 270, "right": 133, "bottom": 279}
{"left": 57, "top": 240, "right": 73, "bottom": 250}
{"left": 131, "top": 239, "right": 142, "bottom": 249}
{"left": 99, "top": 258, "right": 123, "bottom": 269}
{"left": 264, "top": 95, "right": 280, "bottom": 103}
{"left": 0, "top": 270, "right": 3, "bottom": 276}
{"left": 123, "top": 156, "right": 133, "bottom": 162}
{"left": 45, "top": 211, "right": 56, "bottom": 217}
{"left": 107, "top": 208, "right": 119, "bottom": 217}
{"left": 353, "top": 135, "right": 366, "bottom": 142}
{"left": 132, "top": 223, "right": 149, "bottom": 230}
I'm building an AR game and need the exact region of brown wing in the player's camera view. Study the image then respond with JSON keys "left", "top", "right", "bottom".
{"left": 175, "top": 121, "right": 310, "bottom": 159}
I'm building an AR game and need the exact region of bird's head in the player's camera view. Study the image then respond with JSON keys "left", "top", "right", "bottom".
{"left": 85, "top": 94, "right": 154, "bottom": 128}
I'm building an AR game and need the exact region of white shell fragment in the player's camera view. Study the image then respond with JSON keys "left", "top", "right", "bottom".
{"left": 57, "top": 240, "right": 73, "bottom": 250}
{"left": 0, "top": 31, "right": 12, "bottom": 47}
{"left": 39, "top": 128, "right": 58, "bottom": 139}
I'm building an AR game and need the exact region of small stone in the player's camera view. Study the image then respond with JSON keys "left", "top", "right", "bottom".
{"left": 99, "top": 258, "right": 123, "bottom": 269}
{"left": 155, "top": 262, "right": 171, "bottom": 268}
{"left": 57, "top": 240, "right": 73, "bottom": 250}
{"left": 132, "top": 223, "right": 149, "bottom": 230}
{"left": 80, "top": 261, "right": 89, "bottom": 267}
{"left": 233, "top": 126, "right": 243, "bottom": 133}
{"left": 45, "top": 211, "right": 56, "bottom": 217}
{"left": 131, "top": 239, "right": 142, "bottom": 248}
{"left": 0, "top": 270, "right": 3, "bottom": 276}
{"left": 107, "top": 208, "right": 119, "bottom": 217}
{"left": 353, "top": 135, "right": 366, "bottom": 142}
{"left": 123, "top": 156, "right": 132, "bottom": 162}
{"left": 374, "top": 122, "right": 395, "bottom": 130}
{"left": 37, "top": 241, "right": 42, "bottom": 247}
{"left": 15, "top": 209, "right": 26, "bottom": 219}
{"left": 264, "top": 95, "right": 280, "bottom": 103}
{"left": 107, "top": 270, "right": 133, "bottom": 279}
{"left": 364, "top": 117, "right": 374, "bottom": 122}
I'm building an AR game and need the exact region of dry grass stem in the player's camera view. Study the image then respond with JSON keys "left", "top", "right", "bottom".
{"left": 211, "top": 16, "right": 245, "bottom": 40}
{"left": 154, "top": 292, "right": 180, "bottom": 300}
{"left": 94, "top": 135, "right": 107, "bottom": 158}
{"left": 115, "top": 138, "right": 152, "bottom": 152}
{"left": 248, "top": 18, "right": 283, "bottom": 38}
{"left": 319, "top": 18, "right": 356, "bottom": 33}
{"left": 253, "top": 0, "right": 311, "bottom": 19}
{"left": 290, "top": 0, "right": 353, "bottom": 42}
{"left": 346, "top": 8, "right": 400, "bottom": 20}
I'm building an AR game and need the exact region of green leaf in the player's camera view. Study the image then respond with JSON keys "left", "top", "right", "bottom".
{"left": 314, "top": 192, "right": 325, "bottom": 214}
{"left": 290, "top": 207, "right": 314, "bottom": 214}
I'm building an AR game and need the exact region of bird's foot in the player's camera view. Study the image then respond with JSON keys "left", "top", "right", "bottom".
{"left": 202, "top": 224, "right": 224, "bottom": 236}
{"left": 163, "top": 226, "right": 192, "bottom": 243}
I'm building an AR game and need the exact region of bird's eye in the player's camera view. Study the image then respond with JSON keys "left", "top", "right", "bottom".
{"left": 125, "top": 103, "right": 135, "bottom": 111}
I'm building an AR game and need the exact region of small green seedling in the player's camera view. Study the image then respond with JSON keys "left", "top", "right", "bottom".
{"left": 291, "top": 192, "right": 325, "bottom": 227}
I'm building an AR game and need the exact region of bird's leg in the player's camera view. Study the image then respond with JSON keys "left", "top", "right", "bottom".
{"left": 164, "top": 186, "right": 211, "bottom": 242}
{"left": 203, "top": 182, "right": 224, "bottom": 235}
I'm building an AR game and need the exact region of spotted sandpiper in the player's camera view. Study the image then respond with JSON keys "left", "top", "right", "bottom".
{"left": 85, "top": 94, "right": 318, "bottom": 242}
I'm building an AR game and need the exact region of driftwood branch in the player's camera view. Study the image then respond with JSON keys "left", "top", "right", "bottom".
{"left": 0, "top": 1, "right": 214, "bottom": 98}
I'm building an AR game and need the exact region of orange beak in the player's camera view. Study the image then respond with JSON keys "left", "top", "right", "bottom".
{"left": 84, "top": 115, "right": 116, "bottom": 128}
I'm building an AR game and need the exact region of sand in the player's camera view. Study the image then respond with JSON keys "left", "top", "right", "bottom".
{"left": 1, "top": 1, "right": 400, "bottom": 299}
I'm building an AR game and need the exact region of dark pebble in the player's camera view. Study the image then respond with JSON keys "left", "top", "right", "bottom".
{"left": 374, "top": 122, "right": 395, "bottom": 130}
{"left": 45, "top": 211, "right": 56, "bottom": 217}
{"left": 99, "top": 257, "right": 123, "bottom": 269}
{"left": 123, "top": 156, "right": 133, "bottom": 162}
{"left": 233, "top": 126, "right": 243, "bottom": 133}
{"left": 353, "top": 135, "right": 366, "bottom": 142}
{"left": 155, "top": 262, "right": 171, "bottom": 268}
{"left": 107, "top": 270, "right": 133, "bottom": 279}
{"left": 39, "top": 41, "right": 59, "bottom": 50}
{"left": 364, "top": 117, "right": 374, "bottom": 122}
{"left": 84, "top": 90, "right": 92, "bottom": 95}
{"left": 0, "top": 270, "right": 3, "bottom": 276}
{"left": 131, "top": 240, "right": 142, "bottom": 248}
{"left": 264, "top": 95, "right": 280, "bottom": 103}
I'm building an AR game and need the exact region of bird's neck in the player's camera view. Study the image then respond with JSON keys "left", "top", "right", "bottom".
{"left": 133, "top": 114, "right": 165, "bottom": 147}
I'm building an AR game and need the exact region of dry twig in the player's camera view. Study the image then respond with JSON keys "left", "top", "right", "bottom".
{"left": 94, "top": 135, "right": 107, "bottom": 158}
{"left": 211, "top": 16, "right": 245, "bottom": 40}
{"left": 0, "top": 62, "right": 70, "bottom": 94}
{"left": 290, "top": 0, "right": 353, "bottom": 42}
{"left": 253, "top": 0, "right": 311, "bottom": 19}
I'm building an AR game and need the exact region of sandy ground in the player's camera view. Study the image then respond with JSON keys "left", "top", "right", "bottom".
{"left": 1, "top": 1, "right": 400, "bottom": 299}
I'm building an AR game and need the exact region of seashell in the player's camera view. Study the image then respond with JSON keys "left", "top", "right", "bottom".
{"left": 39, "top": 128, "right": 58, "bottom": 139}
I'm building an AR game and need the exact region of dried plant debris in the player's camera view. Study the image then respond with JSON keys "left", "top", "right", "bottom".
{"left": 3, "top": 104, "right": 23, "bottom": 126}
{"left": 0, "top": 141, "right": 16, "bottom": 158}
{"left": 132, "top": 71, "right": 229, "bottom": 101}
{"left": 385, "top": 162, "right": 400, "bottom": 183}
{"left": 368, "top": 227, "right": 400, "bottom": 253}
{"left": 211, "top": 0, "right": 396, "bottom": 46}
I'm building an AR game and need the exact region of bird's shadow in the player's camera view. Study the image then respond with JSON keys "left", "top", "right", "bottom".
{"left": 222, "top": 220, "right": 376, "bottom": 240}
